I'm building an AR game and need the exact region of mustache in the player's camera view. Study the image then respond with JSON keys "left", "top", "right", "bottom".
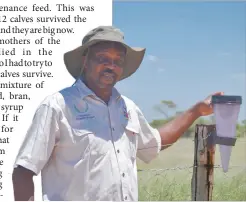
{"left": 101, "top": 68, "right": 117, "bottom": 77}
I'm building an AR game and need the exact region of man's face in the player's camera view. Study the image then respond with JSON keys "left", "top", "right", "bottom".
{"left": 83, "top": 42, "right": 126, "bottom": 89}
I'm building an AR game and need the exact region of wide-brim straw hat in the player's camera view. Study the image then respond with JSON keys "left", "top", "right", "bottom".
{"left": 63, "top": 26, "right": 146, "bottom": 80}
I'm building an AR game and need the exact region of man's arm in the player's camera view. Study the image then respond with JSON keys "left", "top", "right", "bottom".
{"left": 158, "top": 92, "right": 223, "bottom": 150}
{"left": 135, "top": 92, "right": 223, "bottom": 162}
{"left": 12, "top": 103, "right": 60, "bottom": 201}
{"left": 12, "top": 166, "right": 35, "bottom": 201}
{"left": 158, "top": 103, "right": 200, "bottom": 150}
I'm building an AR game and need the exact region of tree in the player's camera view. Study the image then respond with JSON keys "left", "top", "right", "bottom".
{"left": 242, "top": 119, "right": 246, "bottom": 125}
{"left": 150, "top": 99, "right": 245, "bottom": 139}
{"left": 150, "top": 100, "right": 214, "bottom": 138}
{"left": 153, "top": 100, "right": 177, "bottom": 119}
{"left": 236, "top": 120, "right": 246, "bottom": 137}
{"left": 150, "top": 117, "right": 174, "bottom": 128}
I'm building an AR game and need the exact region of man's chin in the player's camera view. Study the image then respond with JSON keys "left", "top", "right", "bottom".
{"left": 99, "top": 78, "right": 117, "bottom": 87}
{"left": 98, "top": 81, "right": 116, "bottom": 89}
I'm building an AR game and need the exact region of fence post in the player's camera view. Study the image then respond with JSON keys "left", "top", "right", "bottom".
{"left": 191, "top": 124, "right": 216, "bottom": 201}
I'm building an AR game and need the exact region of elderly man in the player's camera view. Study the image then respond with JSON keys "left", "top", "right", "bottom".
{"left": 12, "top": 26, "right": 223, "bottom": 201}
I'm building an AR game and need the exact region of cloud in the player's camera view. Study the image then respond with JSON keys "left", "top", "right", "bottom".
{"left": 147, "top": 55, "right": 159, "bottom": 62}
{"left": 146, "top": 54, "right": 166, "bottom": 73}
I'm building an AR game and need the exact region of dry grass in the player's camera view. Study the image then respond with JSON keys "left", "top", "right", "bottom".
{"left": 137, "top": 137, "right": 246, "bottom": 201}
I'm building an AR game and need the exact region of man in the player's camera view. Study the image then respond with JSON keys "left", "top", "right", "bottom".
{"left": 12, "top": 26, "right": 223, "bottom": 201}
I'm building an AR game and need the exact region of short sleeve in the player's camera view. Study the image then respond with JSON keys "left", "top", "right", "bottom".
{"left": 14, "top": 104, "right": 60, "bottom": 175}
{"left": 136, "top": 106, "right": 161, "bottom": 163}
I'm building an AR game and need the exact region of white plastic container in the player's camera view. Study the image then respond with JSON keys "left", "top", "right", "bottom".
{"left": 212, "top": 95, "right": 242, "bottom": 172}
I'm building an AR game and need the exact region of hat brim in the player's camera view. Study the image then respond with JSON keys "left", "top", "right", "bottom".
{"left": 63, "top": 39, "right": 146, "bottom": 81}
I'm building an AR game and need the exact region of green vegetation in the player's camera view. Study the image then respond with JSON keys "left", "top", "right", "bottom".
{"left": 137, "top": 138, "right": 246, "bottom": 201}
{"left": 150, "top": 100, "right": 246, "bottom": 138}
{"left": 137, "top": 100, "right": 246, "bottom": 201}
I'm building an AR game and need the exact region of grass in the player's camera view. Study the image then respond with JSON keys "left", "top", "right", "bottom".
{"left": 137, "top": 137, "right": 246, "bottom": 201}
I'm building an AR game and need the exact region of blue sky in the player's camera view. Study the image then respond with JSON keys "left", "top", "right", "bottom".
{"left": 113, "top": 2, "right": 245, "bottom": 122}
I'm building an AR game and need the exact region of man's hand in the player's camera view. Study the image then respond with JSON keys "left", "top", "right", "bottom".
{"left": 12, "top": 166, "right": 35, "bottom": 201}
{"left": 194, "top": 91, "right": 224, "bottom": 117}
{"left": 158, "top": 91, "right": 224, "bottom": 150}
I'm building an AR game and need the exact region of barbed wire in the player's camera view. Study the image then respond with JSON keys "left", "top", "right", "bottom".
{"left": 138, "top": 165, "right": 246, "bottom": 183}
{"left": 137, "top": 132, "right": 246, "bottom": 200}
{"left": 138, "top": 164, "right": 246, "bottom": 200}
{"left": 137, "top": 137, "right": 246, "bottom": 151}
{"left": 138, "top": 164, "right": 246, "bottom": 183}
{"left": 137, "top": 164, "right": 246, "bottom": 172}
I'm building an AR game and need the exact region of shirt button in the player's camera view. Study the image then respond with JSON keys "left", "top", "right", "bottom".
{"left": 112, "top": 127, "right": 115, "bottom": 131}
{"left": 122, "top": 173, "right": 125, "bottom": 177}
{"left": 117, "top": 149, "right": 120, "bottom": 153}
{"left": 124, "top": 196, "right": 128, "bottom": 200}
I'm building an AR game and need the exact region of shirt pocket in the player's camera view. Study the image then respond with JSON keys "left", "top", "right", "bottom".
{"left": 58, "top": 129, "right": 91, "bottom": 166}
{"left": 72, "top": 128, "right": 111, "bottom": 157}
{"left": 89, "top": 133, "right": 111, "bottom": 157}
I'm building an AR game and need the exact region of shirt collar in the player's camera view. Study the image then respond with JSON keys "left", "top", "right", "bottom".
{"left": 73, "top": 78, "right": 121, "bottom": 101}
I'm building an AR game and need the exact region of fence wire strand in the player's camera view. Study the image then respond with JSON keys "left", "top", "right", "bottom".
{"left": 137, "top": 138, "right": 246, "bottom": 151}
{"left": 137, "top": 131, "right": 246, "bottom": 201}
{"left": 138, "top": 164, "right": 246, "bottom": 201}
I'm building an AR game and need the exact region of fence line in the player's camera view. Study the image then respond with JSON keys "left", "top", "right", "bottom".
{"left": 138, "top": 165, "right": 246, "bottom": 184}
{"left": 137, "top": 138, "right": 246, "bottom": 151}
{"left": 138, "top": 164, "right": 246, "bottom": 201}
{"left": 137, "top": 124, "right": 246, "bottom": 201}
{"left": 138, "top": 164, "right": 246, "bottom": 172}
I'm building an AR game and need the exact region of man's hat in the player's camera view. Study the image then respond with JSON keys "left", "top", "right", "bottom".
{"left": 63, "top": 26, "right": 146, "bottom": 80}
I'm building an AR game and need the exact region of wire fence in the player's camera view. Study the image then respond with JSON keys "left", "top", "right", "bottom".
{"left": 136, "top": 135, "right": 246, "bottom": 201}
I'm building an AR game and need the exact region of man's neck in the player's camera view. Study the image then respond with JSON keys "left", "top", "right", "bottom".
{"left": 82, "top": 78, "right": 112, "bottom": 104}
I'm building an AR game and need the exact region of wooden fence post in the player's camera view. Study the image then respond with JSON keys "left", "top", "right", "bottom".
{"left": 191, "top": 124, "right": 216, "bottom": 201}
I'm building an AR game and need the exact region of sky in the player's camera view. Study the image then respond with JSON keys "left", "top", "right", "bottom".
{"left": 113, "top": 1, "right": 246, "bottom": 122}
